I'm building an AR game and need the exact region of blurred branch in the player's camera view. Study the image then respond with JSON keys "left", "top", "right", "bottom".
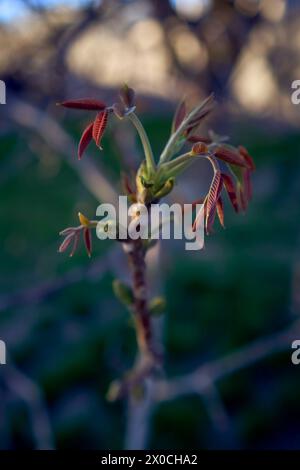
{"left": 125, "top": 381, "right": 155, "bottom": 450}
{"left": 0, "top": 246, "right": 119, "bottom": 312}
{"left": 154, "top": 320, "right": 300, "bottom": 402}
{"left": 6, "top": 96, "right": 118, "bottom": 205}
{"left": 3, "top": 361, "right": 54, "bottom": 450}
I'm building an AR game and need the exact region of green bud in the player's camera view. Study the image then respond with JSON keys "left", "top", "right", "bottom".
{"left": 106, "top": 380, "right": 122, "bottom": 401}
{"left": 112, "top": 279, "right": 134, "bottom": 306}
{"left": 154, "top": 178, "right": 175, "bottom": 199}
{"left": 149, "top": 296, "right": 166, "bottom": 316}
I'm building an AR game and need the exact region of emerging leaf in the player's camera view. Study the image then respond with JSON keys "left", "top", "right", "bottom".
{"left": 206, "top": 170, "right": 223, "bottom": 234}
{"left": 222, "top": 172, "right": 239, "bottom": 212}
{"left": 238, "top": 146, "right": 255, "bottom": 170}
{"left": 83, "top": 227, "right": 92, "bottom": 257}
{"left": 78, "top": 122, "right": 93, "bottom": 159}
{"left": 216, "top": 197, "right": 225, "bottom": 228}
{"left": 172, "top": 99, "right": 186, "bottom": 133}
{"left": 214, "top": 145, "right": 249, "bottom": 168}
{"left": 58, "top": 233, "right": 74, "bottom": 253}
{"left": 69, "top": 232, "right": 80, "bottom": 257}
{"left": 58, "top": 98, "right": 106, "bottom": 111}
{"left": 93, "top": 110, "right": 109, "bottom": 149}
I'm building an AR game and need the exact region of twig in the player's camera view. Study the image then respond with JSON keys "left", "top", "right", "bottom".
{"left": 3, "top": 362, "right": 54, "bottom": 450}
{"left": 154, "top": 320, "right": 300, "bottom": 402}
{"left": 6, "top": 96, "right": 118, "bottom": 205}
{"left": 0, "top": 246, "right": 119, "bottom": 312}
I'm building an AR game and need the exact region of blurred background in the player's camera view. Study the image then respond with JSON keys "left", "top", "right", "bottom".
{"left": 0, "top": 0, "right": 300, "bottom": 450}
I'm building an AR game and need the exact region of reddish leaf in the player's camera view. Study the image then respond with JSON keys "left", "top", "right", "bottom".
{"left": 238, "top": 184, "right": 247, "bottom": 211}
{"left": 122, "top": 173, "right": 135, "bottom": 195}
{"left": 222, "top": 173, "right": 239, "bottom": 212}
{"left": 172, "top": 100, "right": 186, "bottom": 132}
{"left": 182, "top": 197, "right": 205, "bottom": 215}
{"left": 187, "top": 135, "right": 212, "bottom": 144}
{"left": 216, "top": 197, "right": 225, "bottom": 228}
{"left": 93, "top": 110, "right": 108, "bottom": 149}
{"left": 243, "top": 168, "right": 252, "bottom": 201}
{"left": 192, "top": 198, "right": 207, "bottom": 232}
{"left": 214, "top": 146, "right": 248, "bottom": 168}
{"left": 186, "top": 109, "right": 211, "bottom": 136}
{"left": 78, "top": 122, "right": 94, "bottom": 160}
{"left": 238, "top": 146, "right": 255, "bottom": 170}
{"left": 58, "top": 98, "right": 106, "bottom": 111}
{"left": 83, "top": 228, "right": 92, "bottom": 257}
{"left": 69, "top": 231, "right": 80, "bottom": 257}
{"left": 206, "top": 171, "right": 223, "bottom": 234}
{"left": 58, "top": 233, "right": 74, "bottom": 253}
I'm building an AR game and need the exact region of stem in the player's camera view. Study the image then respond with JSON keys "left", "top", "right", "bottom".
{"left": 159, "top": 93, "right": 214, "bottom": 164}
{"left": 159, "top": 152, "right": 209, "bottom": 179}
{"left": 125, "top": 239, "right": 156, "bottom": 360}
{"left": 128, "top": 113, "right": 156, "bottom": 175}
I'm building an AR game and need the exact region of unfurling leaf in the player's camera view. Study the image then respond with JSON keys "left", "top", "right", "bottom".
{"left": 93, "top": 110, "right": 109, "bottom": 148}
{"left": 216, "top": 197, "right": 225, "bottom": 228}
{"left": 58, "top": 233, "right": 74, "bottom": 253}
{"left": 78, "top": 122, "right": 93, "bottom": 159}
{"left": 69, "top": 232, "right": 80, "bottom": 257}
{"left": 214, "top": 146, "right": 249, "bottom": 168}
{"left": 112, "top": 279, "right": 134, "bottom": 306}
{"left": 186, "top": 109, "right": 212, "bottom": 136}
{"left": 58, "top": 98, "right": 106, "bottom": 110}
{"left": 221, "top": 173, "right": 239, "bottom": 212}
{"left": 172, "top": 99, "right": 186, "bottom": 133}
{"left": 192, "top": 198, "right": 206, "bottom": 232}
{"left": 206, "top": 170, "right": 223, "bottom": 234}
{"left": 83, "top": 227, "right": 92, "bottom": 257}
{"left": 243, "top": 168, "right": 252, "bottom": 201}
{"left": 238, "top": 146, "right": 255, "bottom": 170}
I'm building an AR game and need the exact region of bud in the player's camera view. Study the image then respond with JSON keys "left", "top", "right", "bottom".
{"left": 112, "top": 279, "right": 134, "bottom": 306}
{"left": 106, "top": 380, "right": 122, "bottom": 401}
{"left": 149, "top": 296, "right": 166, "bottom": 316}
{"left": 191, "top": 142, "right": 209, "bottom": 155}
{"left": 154, "top": 178, "right": 175, "bottom": 199}
{"left": 119, "top": 84, "right": 135, "bottom": 109}
{"left": 78, "top": 211, "right": 90, "bottom": 227}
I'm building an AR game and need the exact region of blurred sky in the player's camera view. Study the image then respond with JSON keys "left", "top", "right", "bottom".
{"left": 0, "top": 0, "right": 91, "bottom": 22}
{"left": 0, "top": 0, "right": 214, "bottom": 23}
